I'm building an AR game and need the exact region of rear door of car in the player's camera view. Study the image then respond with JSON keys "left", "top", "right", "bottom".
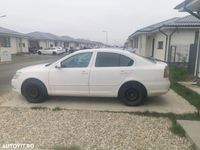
{"left": 89, "top": 51, "right": 134, "bottom": 97}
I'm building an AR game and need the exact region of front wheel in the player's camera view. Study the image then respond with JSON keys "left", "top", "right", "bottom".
{"left": 22, "top": 79, "right": 48, "bottom": 103}
{"left": 119, "top": 83, "right": 146, "bottom": 106}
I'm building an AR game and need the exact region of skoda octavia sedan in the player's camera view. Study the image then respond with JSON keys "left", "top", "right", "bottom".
{"left": 12, "top": 49, "right": 170, "bottom": 106}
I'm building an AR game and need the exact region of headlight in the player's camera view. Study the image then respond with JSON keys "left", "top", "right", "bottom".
{"left": 13, "top": 72, "right": 22, "bottom": 79}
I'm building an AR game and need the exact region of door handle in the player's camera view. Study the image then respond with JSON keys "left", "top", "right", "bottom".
{"left": 81, "top": 71, "right": 88, "bottom": 75}
{"left": 120, "top": 70, "right": 128, "bottom": 74}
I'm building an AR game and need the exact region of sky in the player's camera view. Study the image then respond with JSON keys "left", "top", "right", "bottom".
{"left": 0, "top": 0, "right": 187, "bottom": 46}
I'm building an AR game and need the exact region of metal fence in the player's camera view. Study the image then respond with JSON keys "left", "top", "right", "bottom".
{"left": 169, "top": 45, "right": 190, "bottom": 63}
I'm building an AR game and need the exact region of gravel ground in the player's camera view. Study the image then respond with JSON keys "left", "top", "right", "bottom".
{"left": 0, "top": 107, "right": 191, "bottom": 150}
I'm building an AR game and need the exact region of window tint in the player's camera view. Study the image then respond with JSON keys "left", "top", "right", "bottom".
{"left": 61, "top": 52, "right": 92, "bottom": 68}
{"left": 95, "top": 52, "right": 133, "bottom": 67}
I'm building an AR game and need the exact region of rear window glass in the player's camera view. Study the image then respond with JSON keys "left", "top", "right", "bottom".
{"left": 95, "top": 52, "right": 133, "bottom": 67}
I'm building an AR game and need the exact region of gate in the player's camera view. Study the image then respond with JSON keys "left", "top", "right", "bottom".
{"left": 188, "top": 44, "right": 198, "bottom": 74}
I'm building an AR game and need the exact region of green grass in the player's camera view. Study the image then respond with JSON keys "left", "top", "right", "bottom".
{"left": 169, "top": 65, "right": 192, "bottom": 81}
{"left": 53, "top": 145, "right": 81, "bottom": 150}
{"left": 52, "top": 107, "right": 63, "bottom": 111}
{"left": 31, "top": 106, "right": 48, "bottom": 110}
{"left": 171, "top": 81, "right": 200, "bottom": 112}
{"left": 169, "top": 65, "right": 200, "bottom": 113}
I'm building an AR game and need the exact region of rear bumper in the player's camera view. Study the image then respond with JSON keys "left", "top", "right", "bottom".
{"left": 146, "top": 80, "right": 170, "bottom": 96}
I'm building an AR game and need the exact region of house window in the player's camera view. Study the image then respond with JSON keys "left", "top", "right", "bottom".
{"left": 158, "top": 41, "right": 163, "bottom": 49}
{"left": 133, "top": 37, "right": 138, "bottom": 48}
{"left": 0, "top": 37, "right": 11, "bottom": 47}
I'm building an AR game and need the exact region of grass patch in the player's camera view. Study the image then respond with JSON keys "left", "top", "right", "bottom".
{"left": 169, "top": 65, "right": 200, "bottom": 113}
{"left": 31, "top": 106, "right": 48, "bottom": 110}
{"left": 170, "top": 121, "right": 186, "bottom": 137}
{"left": 171, "top": 81, "right": 200, "bottom": 112}
{"left": 169, "top": 65, "right": 192, "bottom": 81}
{"left": 52, "top": 107, "right": 63, "bottom": 111}
{"left": 53, "top": 145, "right": 81, "bottom": 150}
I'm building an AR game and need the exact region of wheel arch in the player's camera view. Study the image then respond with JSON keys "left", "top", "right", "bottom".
{"left": 118, "top": 80, "right": 147, "bottom": 98}
{"left": 21, "top": 78, "right": 48, "bottom": 96}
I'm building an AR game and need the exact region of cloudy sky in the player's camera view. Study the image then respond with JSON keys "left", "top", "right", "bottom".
{"left": 0, "top": 0, "right": 187, "bottom": 45}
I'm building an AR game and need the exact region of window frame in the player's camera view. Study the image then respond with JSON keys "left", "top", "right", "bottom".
{"left": 0, "top": 36, "right": 11, "bottom": 48}
{"left": 60, "top": 52, "right": 93, "bottom": 68}
{"left": 157, "top": 41, "right": 164, "bottom": 50}
{"left": 94, "top": 52, "right": 134, "bottom": 68}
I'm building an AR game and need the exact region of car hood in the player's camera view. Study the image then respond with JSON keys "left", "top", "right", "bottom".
{"left": 17, "top": 63, "right": 49, "bottom": 72}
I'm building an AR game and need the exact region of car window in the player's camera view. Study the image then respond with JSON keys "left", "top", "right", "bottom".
{"left": 95, "top": 52, "right": 133, "bottom": 67}
{"left": 61, "top": 52, "right": 92, "bottom": 68}
{"left": 120, "top": 55, "right": 134, "bottom": 66}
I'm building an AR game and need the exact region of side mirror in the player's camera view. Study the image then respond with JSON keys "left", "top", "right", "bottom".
{"left": 55, "top": 63, "right": 62, "bottom": 69}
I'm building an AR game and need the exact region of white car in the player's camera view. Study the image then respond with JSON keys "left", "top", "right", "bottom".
{"left": 12, "top": 49, "right": 170, "bottom": 106}
{"left": 38, "top": 47, "right": 65, "bottom": 55}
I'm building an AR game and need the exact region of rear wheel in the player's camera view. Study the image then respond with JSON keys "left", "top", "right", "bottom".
{"left": 22, "top": 79, "right": 48, "bottom": 103}
{"left": 119, "top": 82, "right": 146, "bottom": 106}
{"left": 38, "top": 51, "right": 42, "bottom": 55}
{"left": 53, "top": 52, "right": 57, "bottom": 55}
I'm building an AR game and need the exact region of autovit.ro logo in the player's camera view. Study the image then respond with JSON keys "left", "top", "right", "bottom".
{"left": 0, "top": 143, "right": 34, "bottom": 149}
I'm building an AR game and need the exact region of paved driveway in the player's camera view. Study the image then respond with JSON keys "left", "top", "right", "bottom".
{"left": 0, "top": 90, "right": 197, "bottom": 114}
{"left": 0, "top": 54, "right": 66, "bottom": 94}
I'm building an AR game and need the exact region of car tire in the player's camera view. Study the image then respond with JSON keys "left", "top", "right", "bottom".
{"left": 22, "top": 79, "right": 48, "bottom": 103}
{"left": 38, "top": 51, "right": 42, "bottom": 55}
{"left": 53, "top": 52, "right": 56, "bottom": 55}
{"left": 119, "top": 82, "right": 146, "bottom": 106}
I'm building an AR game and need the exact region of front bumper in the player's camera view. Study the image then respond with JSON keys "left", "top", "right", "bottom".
{"left": 11, "top": 78, "right": 21, "bottom": 94}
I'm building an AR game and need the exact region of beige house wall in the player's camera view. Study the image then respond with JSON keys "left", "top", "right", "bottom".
{"left": 0, "top": 37, "right": 28, "bottom": 54}
{"left": 130, "top": 29, "right": 197, "bottom": 61}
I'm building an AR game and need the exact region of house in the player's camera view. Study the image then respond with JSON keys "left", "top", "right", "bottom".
{"left": 61, "top": 36, "right": 105, "bottom": 50}
{"left": 127, "top": 15, "right": 200, "bottom": 65}
{"left": 0, "top": 27, "right": 28, "bottom": 54}
{"left": 175, "top": 0, "right": 200, "bottom": 79}
{"left": 61, "top": 36, "right": 79, "bottom": 50}
{"left": 26, "top": 32, "right": 64, "bottom": 50}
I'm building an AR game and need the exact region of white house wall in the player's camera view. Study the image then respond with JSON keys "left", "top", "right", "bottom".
{"left": 154, "top": 32, "right": 167, "bottom": 61}
{"left": 1, "top": 37, "right": 28, "bottom": 54}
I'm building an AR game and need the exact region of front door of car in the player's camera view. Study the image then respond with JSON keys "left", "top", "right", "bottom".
{"left": 49, "top": 52, "right": 93, "bottom": 96}
{"left": 89, "top": 52, "right": 134, "bottom": 97}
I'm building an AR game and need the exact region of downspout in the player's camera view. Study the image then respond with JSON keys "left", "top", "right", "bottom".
{"left": 167, "top": 27, "right": 178, "bottom": 63}
{"left": 159, "top": 28, "right": 168, "bottom": 62}
{"left": 195, "top": 30, "right": 200, "bottom": 78}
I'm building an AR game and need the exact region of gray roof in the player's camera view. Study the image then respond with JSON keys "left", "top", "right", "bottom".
{"left": 138, "top": 17, "right": 179, "bottom": 32}
{"left": 61, "top": 35, "right": 75, "bottom": 42}
{"left": 175, "top": 0, "right": 192, "bottom": 9}
{"left": 26, "top": 32, "right": 63, "bottom": 41}
{"left": 130, "top": 15, "right": 200, "bottom": 37}
{"left": 0, "top": 26, "right": 25, "bottom": 37}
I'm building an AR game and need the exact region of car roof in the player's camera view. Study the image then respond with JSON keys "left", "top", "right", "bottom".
{"left": 75, "top": 48, "right": 131, "bottom": 55}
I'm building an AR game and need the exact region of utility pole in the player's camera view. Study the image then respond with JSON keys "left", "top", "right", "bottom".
{"left": 102, "top": 30, "right": 108, "bottom": 45}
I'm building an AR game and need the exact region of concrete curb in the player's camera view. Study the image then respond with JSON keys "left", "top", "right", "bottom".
{"left": 177, "top": 120, "right": 200, "bottom": 150}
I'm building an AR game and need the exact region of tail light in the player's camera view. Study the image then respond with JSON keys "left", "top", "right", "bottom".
{"left": 164, "top": 66, "right": 169, "bottom": 78}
